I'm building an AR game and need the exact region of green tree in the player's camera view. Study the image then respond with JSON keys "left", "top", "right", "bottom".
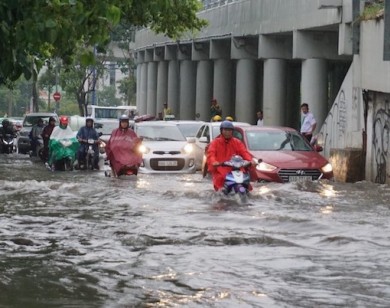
{"left": 97, "top": 85, "right": 122, "bottom": 106}
{"left": 0, "top": 0, "right": 207, "bottom": 86}
{"left": 118, "top": 75, "right": 136, "bottom": 105}
{"left": 38, "top": 61, "right": 59, "bottom": 112}
{"left": 59, "top": 46, "right": 106, "bottom": 116}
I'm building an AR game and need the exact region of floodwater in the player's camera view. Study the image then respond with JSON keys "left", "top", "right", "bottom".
{"left": 1, "top": 154, "right": 390, "bottom": 308}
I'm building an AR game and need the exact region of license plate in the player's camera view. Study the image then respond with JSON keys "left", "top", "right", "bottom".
{"left": 158, "top": 160, "right": 178, "bottom": 167}
{"left": 289, "top": 176, "right": 312, "bottom": 182}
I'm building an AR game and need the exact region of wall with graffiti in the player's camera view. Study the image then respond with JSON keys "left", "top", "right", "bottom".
{"left": 366, "top": 92, "right": 390, "bottom": 184}
{"left": 317, "top": 65, "right": 365, "bottom": 158}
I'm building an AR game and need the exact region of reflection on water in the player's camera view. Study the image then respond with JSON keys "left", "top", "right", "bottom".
{"left": 1, "top": 154, "right": 390, "bottom": 307}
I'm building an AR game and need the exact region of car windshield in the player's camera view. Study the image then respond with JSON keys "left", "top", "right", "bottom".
{"left": 23, "top": 115, "right": 55, "bottom": 127}
{"left": 176, "top": 123, "right": 203, "bottom": 137}
{"left": 137, "top": 125, "right": 186, "bottom": 141}
{"left": 246, "top": 131, "right": 313, "bottom": 151}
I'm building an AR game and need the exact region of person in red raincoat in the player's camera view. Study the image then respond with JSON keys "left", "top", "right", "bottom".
{"left": 105, "top": 115, "right": 142, "bottom": 177}
{"left": 207, "top": 121, "right": 253, "bottom": 191}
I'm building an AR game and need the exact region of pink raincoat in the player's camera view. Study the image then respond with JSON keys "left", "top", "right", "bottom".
{"left": 105, "top": 127, "right": 142, "bottom": 176}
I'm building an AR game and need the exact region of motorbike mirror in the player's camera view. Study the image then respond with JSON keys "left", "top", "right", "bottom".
{"left": 98, "top": 132, "right": 103, "bottom": 137}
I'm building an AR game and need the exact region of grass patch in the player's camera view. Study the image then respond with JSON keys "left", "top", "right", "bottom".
{"left": 361, "top": 1, "right": 384, "bottom": 21}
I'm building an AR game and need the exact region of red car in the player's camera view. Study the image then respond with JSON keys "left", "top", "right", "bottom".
{"left": 235, "top": 126, "right": 333, "bottom": 183}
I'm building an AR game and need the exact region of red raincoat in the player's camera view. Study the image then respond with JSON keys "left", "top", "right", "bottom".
{"left": 207, "top": 135, "right": 252, "bottom": 191}
{"left": 105, "top": 127, "right": 142, "bottom": 176}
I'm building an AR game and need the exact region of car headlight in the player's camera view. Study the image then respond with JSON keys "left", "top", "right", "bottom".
{"left": 256, "top": 161, "right": 277, "bottom": 172}
{"left": 138, "top": 144, "right": 150, "bottom": 154}
{"left": 183, "top": 143, "right": 193, "bottom": 154}
{"left": 321, "top": 163, "right": 333, "bottom": 173}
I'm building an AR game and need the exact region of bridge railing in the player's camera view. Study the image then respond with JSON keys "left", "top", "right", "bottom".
{"left": 200, "top": 0, "right": 240, "bottom": 10}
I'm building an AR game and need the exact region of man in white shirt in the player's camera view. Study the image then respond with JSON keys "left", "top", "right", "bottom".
{"left": 256, "top": 110, "right": 264, "bottom": 126}
{"left": 300, "top": 103, "right": 316, "bottom": 142}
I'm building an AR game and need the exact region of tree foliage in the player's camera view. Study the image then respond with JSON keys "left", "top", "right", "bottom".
{"left": 0, "top": 0, "right": 207, "bottom": 85}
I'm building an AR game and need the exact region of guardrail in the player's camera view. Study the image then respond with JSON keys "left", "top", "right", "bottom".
{"left": 201, "top": 0, "right": 240, "bottom": 10}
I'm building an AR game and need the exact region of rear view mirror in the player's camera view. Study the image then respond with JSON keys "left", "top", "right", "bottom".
{"left": 314, "top": 145, "right": 323, "bottom": 152}
{"left": 199, "top": 136, "right": 208, "bottom": 143}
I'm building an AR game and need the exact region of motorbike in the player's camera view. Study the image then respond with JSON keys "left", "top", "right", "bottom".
{"left": 218, "top": 155, "right": 252, "bottom": 203}
{"left": 47, "top": 138, "right": 79, "bottom": 171}
{"left": 0, "top": 134, "right": 15, "bottom": 154}
{"left": 104, "top": 137, "right": 142, "bottom": 178}
{"left": 77, "top": 138, "right": 100, "bottom": 170}
{"left": 30, "top": 136, "right": 46, "bottom": 162}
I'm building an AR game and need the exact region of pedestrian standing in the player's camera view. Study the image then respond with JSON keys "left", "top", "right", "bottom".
{"left": 163, "top": 103, "right": 172, "bottom": 120}
{"left": 256, "top": 110, "right": 264, "bottom": 126}
{"left": 300, "top": 103, "right": 317, "bottom": 142}
{"left": 210, "top": 98, "right": 222, "bottom": 119}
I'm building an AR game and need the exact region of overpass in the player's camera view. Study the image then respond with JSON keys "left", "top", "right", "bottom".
{"left": 134, "top": 0, "right": 353, "bottom": 128}
{"left": 134, "top": 0, "right": 390, "bottom": 184}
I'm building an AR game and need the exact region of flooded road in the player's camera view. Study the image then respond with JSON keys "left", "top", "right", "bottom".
{"left": 1, "top": 154, "right": 390, "bottom": 307}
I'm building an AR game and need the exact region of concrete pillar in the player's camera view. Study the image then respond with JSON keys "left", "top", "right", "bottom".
{"left": 179, "top": 60, "right": 196, "bottom": 120}
{"left": 167, "top": 60, "right": 179, "bottom": 118}
{"left": 301, "top": 58, "right": 328, "bottom": 131}
{"left": 196, "top": 60, "right": 213, "bottom": 121}
{"left": 235, "top": 59, "right": 257, "bottom": 123}
{"left": 156, "top": 61, "right": 168, "bottom": 119}
{"left": 146, "top": 61, "right": 157, "bottom": 117}
{"left": 136, "top": 64, "right": 141, "bottom": 111}
{"left": 139, "top": 63, "right": 148, "bottom": 115}
{"left": 263, "top": 59, "right": 287, "bottom": 126}
{"left": 213, "top": 59, "right": 232, "bottom": 119}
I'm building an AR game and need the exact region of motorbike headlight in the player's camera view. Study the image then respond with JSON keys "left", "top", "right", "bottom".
{"left": 256, "top": 161, "right": 277, "bottom": 172}
{"left": 321, "top": 163, "right": 333, "bottom": 173}
{"left": 138, "top": 144, "right": 150, "bottom": 154}
{"left": 99, "top": 141, "right": 106, "bottom": 153}
{"left": 183, "top": 143, "right": 193, "bottom": 154}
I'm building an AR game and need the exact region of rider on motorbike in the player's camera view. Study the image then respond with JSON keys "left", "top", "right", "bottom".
{"left": 29, "top": 118, "right": 44, "bottom": 157}
{"left": 76, "top": 117, "right": 100, "bottom": 170}
{"left": 48, "top": 116, "right": 79, "bottom": 171}
{"left": 105, "top": 114, "right": 142, "bottom": 177}
{"left": 206, "top": 121, "right": 253, "bottom": 192}
{"left": 0, "top": 119, "right": 16, "bottom": 153}
{"left": 0, "top": 119, "right": 16, "bottom": 136}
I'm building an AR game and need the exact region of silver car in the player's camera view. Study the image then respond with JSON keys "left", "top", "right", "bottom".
{"left": 193, "top": 121, "right": 251, "bottom": 170}
{"left": 169, "top": 120, "right": 205, "bottom": 138}
{"left": 134, "top": 121, "right": 196, "bottom": 174}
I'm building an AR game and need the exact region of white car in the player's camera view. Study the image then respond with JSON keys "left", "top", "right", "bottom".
{"left": 134, "top": 121, "right": 196, "bottom": 174}
{"left": 193, "top": 121, "right": 251, "bottom": 170}
{"left": 169, "top": 120, "right": 205, "bottom": 138}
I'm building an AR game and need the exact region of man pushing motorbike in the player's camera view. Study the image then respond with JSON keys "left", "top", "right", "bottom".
{"left": 76, "top": 117, "right": 100, "bottom": 170}
{"left": 206, "top": 121, "right": 254, "bottom": 192}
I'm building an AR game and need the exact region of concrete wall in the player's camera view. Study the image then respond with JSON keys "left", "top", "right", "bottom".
{"left": 317, "top": 19, "right": 390, "bottom": 184}
{"left": 135, "top": 0, "right": 341, "bottom": 48}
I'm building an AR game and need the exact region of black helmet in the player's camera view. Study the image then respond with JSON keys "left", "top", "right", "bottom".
{"left": 49, "top": 116, "right": 56, "bottom": 123}
{"left": 220, "top": 120, "right": 234, "bottom": 130}
{"left": 2, "top": 119, "right": 9, "bottom": 126}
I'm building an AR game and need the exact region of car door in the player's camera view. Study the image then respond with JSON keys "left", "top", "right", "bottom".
{"left": 193, "top": 124, "right": 209, "bottom": 170}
